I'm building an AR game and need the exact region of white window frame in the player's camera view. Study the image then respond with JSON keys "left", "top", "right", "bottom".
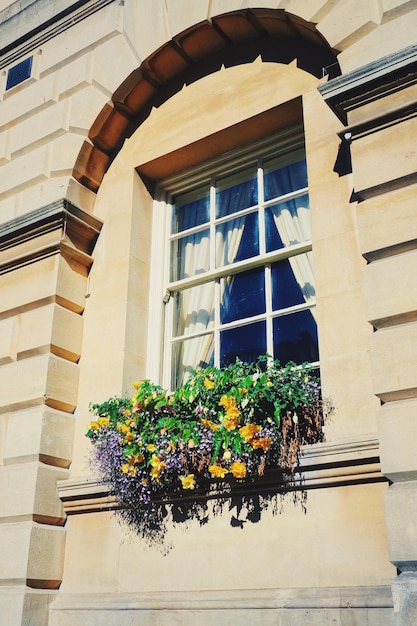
{"left": 146, "top": 126, "right": 318, "bottom": 389}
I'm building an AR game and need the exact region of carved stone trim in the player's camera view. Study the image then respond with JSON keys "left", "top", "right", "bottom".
{"left": 0, "top": 199, "right": 102, "bottom": 274}
{"left": 318, "top": 43, "right": 417, "bottom": 125}
{"left": 59, "top": 435, "right": 385, "bottom": 515}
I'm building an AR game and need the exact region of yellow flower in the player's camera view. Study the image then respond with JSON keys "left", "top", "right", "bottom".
{"left": 188, "top": 439, "right": 195, "bottom": 449}
{"left": 147, "top": 443, "right": 155, "bottom": 452}
{"left": 266, "top": 380, "right": 273, "bottom": 387}
{"left": 117, "top": 423, "right": 130, "bottom": 434}
{"left": 90, "top": 421, "right": 100, "bottom": 430}
{"left": 124, "top": 409, "right": 131, "bottom": 417}
{"left": 219, "top": 395, "right": 236, "bottom": 411}
{"left": 208, "top": 464, "right": 229, "bottom": 478}
{"left": 97, "top": 417, "right": 110, "bottom": 428}
{"left": 133, "top": 381, "right": 140, "bottom": 390}
{"left": 204, "top": 377, "right": 215, "bottom": 390}
{"left": 150, "top": 455, "right": 166, "bottom": 480}
{"left": 239, "top": 423, "right": 261, "bottom": 442}
{"left": 121, "top": 463, "right": 137, "bottom": 477}
{"left": 222, "top": 449, "right": 231, "bottom": 461}
{"left": 179, "top": 474, "right": 196, "bottom": 490}
{"left": 230, "top": 461, "right": 247, "bottom": 479}
{"left": 125, "top": 432, "right": 136, "bottom": 443}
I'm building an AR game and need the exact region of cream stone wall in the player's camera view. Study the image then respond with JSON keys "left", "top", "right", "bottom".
{"left": 1, "top": 0, "right": 417, "bottom": 624}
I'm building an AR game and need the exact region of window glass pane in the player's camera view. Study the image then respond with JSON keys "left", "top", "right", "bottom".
{"left": 216, "top": 211, "right": 259, "bottom": 266}
{"left": 172, "top": 334, "right": 214, "bottom": 388}
{"left": 264, "top": 158, "right": 307, "bottom": 202}
{"left": 221, "top": 268, "right": 265, "bottom": 324}
{"left": 215, "top": 167, "right": 257, "bottom": 218}
{"left": 265, "top": 194, "right": 310, "bottom": 252}
{"left": 172, "top": 188, "right": 210, "bottom": 233}
{"left": 273, "top": 310, "right": 318, "bottom": 365}
{"left": 220, "top": 321, "right": 266, "bottom": 368}
{"left": 173, "top": 284, "right": 214, "bottom": 337}
{"left": 271, "top": 253, "right": 315, "bottom": 311}
{"left": 170, "top": 229, "right": 210, "bottom": 282}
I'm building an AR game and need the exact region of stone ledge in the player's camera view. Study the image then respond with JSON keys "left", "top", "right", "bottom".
{"left": 49, "top": 585, "right": 393, "bottom": 611}
{"left": 59, "top": 435, "right": 385, "bottom": 515}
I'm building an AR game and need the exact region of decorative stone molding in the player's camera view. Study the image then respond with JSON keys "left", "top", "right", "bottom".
{"left": 0, "top": 199, "right": 102, "bottom": 276}
{"left": 59, "top": 435, "right": 385, "bottom": 515}
{"left": 318, "top": 43, "right": 417, "bottom": 125}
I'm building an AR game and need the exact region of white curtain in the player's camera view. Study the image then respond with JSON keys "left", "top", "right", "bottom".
{"left": 174, "top": 179, "right": 255, "bottom": 384}
{"left": 266, "top": 162, "right": 316, "bottom": 319}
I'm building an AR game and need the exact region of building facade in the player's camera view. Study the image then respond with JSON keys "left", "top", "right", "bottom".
{"left": 1, "top": 1, "right": 417, "bottom": 624}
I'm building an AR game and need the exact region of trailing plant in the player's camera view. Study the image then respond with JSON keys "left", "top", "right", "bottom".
{"left": 86, "top": 357, "right": 329, "bottom": 545}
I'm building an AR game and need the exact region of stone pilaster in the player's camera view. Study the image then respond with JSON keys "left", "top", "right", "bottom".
{"left": 320, "top": 43, "right": 417, "bottom": 626}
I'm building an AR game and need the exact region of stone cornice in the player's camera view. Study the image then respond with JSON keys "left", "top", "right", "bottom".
{"left": 0, "top": 0, "right": 115, "bottom": 69}
{"left": 319, "top": 43, "right": 417, "bottom": 125}
{"left": 0, "top": 199, "right": 102, "bottom": 274}
{"left": 59, "top": 435, "right": 385, "bottom": 515}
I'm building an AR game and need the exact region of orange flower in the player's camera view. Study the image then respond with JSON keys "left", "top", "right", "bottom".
{"left": 251, "top": 437, "right": 272, "bottom": 452}
{"left": 208, "top": 464, "right": 229, "bottom": 478}
{"left": 125, "top": 432, "right": 136, "bottom": 443}
{"left": 201, "top": 418, "right": 219, "bottom": 432}
{"left": 230, "top": 461, "right": 247, "bottom": 479}
{"left": 219, "top": 395, "right": 237, "bottom": 411}
{"left": 239, "top": 423, "right": 261, "bottom": 442}
{"left": 121, "top": 463, "right": 137, "bottom": 477}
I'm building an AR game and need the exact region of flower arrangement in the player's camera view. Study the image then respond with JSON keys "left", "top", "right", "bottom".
{"left": 86, "top": 357, "right": 328, "bottom": 543}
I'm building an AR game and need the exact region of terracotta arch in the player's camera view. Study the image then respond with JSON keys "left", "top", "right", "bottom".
{"left": 72, "top": 8, "right": 340, "bottom": 193}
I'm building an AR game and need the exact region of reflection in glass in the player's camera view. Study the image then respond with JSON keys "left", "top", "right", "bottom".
{"left": 273, "top": 310, "right": 318, "bottom": 365}
{"left": 172, "top": 190, "right": 210, "bottom": 233}
{"left": 264, "top": 158, "right": 307, "bottom": 201}
{"left": 221, "top": 268, "right": 265, "bottom": 324}
{"left": 220, "top": 321, "right": 266, "bottom": 368}
{"left": 216, "top": 169, "right": 257, "bottom": 218}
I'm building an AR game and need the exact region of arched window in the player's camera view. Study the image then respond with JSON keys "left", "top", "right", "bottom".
{"left": 155, "top": 126, "right": 318, "bottom": 388}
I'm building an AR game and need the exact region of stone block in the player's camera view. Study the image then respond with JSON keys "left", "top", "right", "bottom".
{"left": 0, "top": 254, "right": 58, "bottom": 314}
{"left": 56, "top": 254, "right": 88, "bottom": 314}
{"left": 318, "top": 0, "right": 380, "bottom": 50}
{"left": 364, "top": 250, "right": 417, "bottom": 327}
{"left": 54, "top": 52, "right": 93, "bottom": 99}
{"left": 0, "top": 353, "right": 79, "bottom": 414}
{"left": 9, "top": 100, "right": 70, "bottom": 157}
{"left": 0, "top": 73, "right": 56, "bottom": 131}
{"left": 392, "top": 572, "right": 417, "bottom": 626}
{"left": 0, "top": 144, "right": 50, "bottom": 198}
{"left": 378, "top": 400, "right": 417, "bottom": 482}
{"left": 39, "top": 3, "right": 122, "bottom": 77}
{"left": 69, "top": 86, "right": 109, "bottom": 134}
{"left": 50, "top": 134, "right": 85, "bottom": 177}
{"left": 168, "top": 0, "right": 210, "bottom": 38}
{"left": 4, "top": 406, "right": 75, "bottom": 467}
{"left": 0, "top": 304, "right": 81, "bottom": 364}
{"left": 0, "top": 462, "right": 67, "bottom": 523}
{"left": 351, "top": 116, "right": 417, "bottom": 199}
{"left": 370, "top": 323, "right": 417, "bottom": 402}
{"left": 123, "top": 0, "right": 168, "bottom": 62}
{"left": 91, "top": 35, "right": 137, "bottom": 95}
{"left": 385, "top": 482, "right": 417, "bottom": 570}
{"left": 0, "top": 521, "right": 65, "bottom": 587}
{"left": 0, "top": 587, "right": 56, "bottom": 626}
{"left": 357, "top": 185, "right": 417, "bottom": 258}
